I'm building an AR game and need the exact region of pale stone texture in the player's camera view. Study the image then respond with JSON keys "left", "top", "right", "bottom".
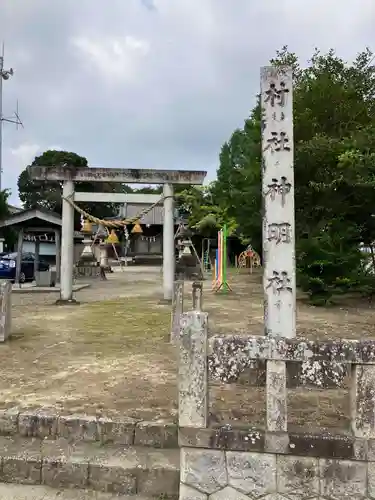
{"left": 365, "top": 461, "right": 375, "bottom": 498}
{"left": 88, "top": 464, "right": 137, "bottom": 495}
{"left": 260, "top": 66, "right": 296, "bottom": 337}
{"left": 42, "top": 460, "right": 88, "bottom": 489}
{"left": 320, "top": 459, "right": 367, "bottom": 499}
{"left": 98, "top": 416, "right": 136, "bottom": 445}
{"left": 179, "top": 312, "right": 208, "bottom": 428}
{"left": 57, "top": 415, "right": 98, "bottom": 441}
{"left": 209, "top": 486, "right": 249, "bottom": 499}
{"left": 351, "top": 364, "right": 375, "bottom": 438}
{"left": 0, "top": 407, "right": 19, "bottom": 434}
{"left": 18, "top": 411, "right": 58, "bottom": 439}
{"left": 192, "top": 281, "right": 203, "bottom": 311}
{"left": 262, "top": 495, "right": 292, "bottom": 500}
{"left": 226, "top": 451, "right": 276, "bottom": 496}
{"left": 179, "top": 483, "right": 208, "bottom": 500}
{"left": 137, "top": 467, "right": 179, "bottom": 497}
{"left": 267, "top": 360, "right": 287, "bottom": 432}
{"left": 134, "top": 420, "right": 178, "bottom": 448}
{"left": 0, "top": 280, "right": 12, "bottom": 342}
{"left": 180, "top": 448, "right": 227, "bottom": 494}
{"left": 277, "top": 455, "right": 319, "bottom": 497}
{"left": 0, "top": 483, "right": 149, "bottom": 499}
{"left": 171, "top": 280, "right": 184, "bottom": 343}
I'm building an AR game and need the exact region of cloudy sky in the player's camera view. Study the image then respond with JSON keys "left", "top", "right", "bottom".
{"left": 1, "top": 0, "right": 375, "bottom": 205}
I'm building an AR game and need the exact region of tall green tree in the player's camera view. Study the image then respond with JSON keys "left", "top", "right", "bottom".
{"left": 212, "top": 46, "right": 375, "bottom": 303}
{"left": 17, "top": 150, "right": 125, "bottom": 227}
{"left": 0, "top": 189, "right": 17, "bottom": 251}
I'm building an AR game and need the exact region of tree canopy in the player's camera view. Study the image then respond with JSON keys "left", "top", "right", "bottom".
{"left": 177, "top": 46, "right": 375, "bottom": 303}
{"left": 17, "top": 150, "right": 126, "bottom": 224}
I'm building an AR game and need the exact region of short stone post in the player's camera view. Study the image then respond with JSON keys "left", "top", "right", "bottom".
{"left": 178, "top": 311, "right": 208, "bottom": 428}
{"left": 350, "top": 363, "right": 375, "bottom": 438}
{"left": 191, "top": 281, "right": 203, "bottom": 311}
{"left": 171, "top": 280, "right": 184, "bottom": 343}
{"left": 0, "top": 281, "right": 12, "bottom": 342}
{"left": 261, "top": 66, "right": 295, "bottom": 432}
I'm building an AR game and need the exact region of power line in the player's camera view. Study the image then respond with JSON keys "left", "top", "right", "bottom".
{"left": 0, "top": 42, "right": 23, "bottom": 193}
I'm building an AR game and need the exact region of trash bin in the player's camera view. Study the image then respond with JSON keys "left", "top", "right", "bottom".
{"left": 35, "top": 270, "right": 57, "bottom": 287}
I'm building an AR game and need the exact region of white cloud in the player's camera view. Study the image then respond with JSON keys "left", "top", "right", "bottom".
{"left": 5, "top": 143, "right": 64, "bottom": 205}
{"left": 71, "top": 35, "right": 150, "bottom": 83}
{"left": 10, "top": 143, "right": 41, "bottom": 164}
{"left": 0, "top": 0, "right": 375, "bottom": 207}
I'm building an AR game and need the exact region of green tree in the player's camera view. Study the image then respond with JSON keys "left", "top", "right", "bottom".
{"left": 17, "top": 150, "right": 124, "bottom": 228}
{"left": 213, "top": 46, "right": 375, "bottom": 303}
{"left": 176, "top": 185, "right": 237, "bottom": 238}
{"left": 0, "top": 189, "right": 17, "bottom": 251}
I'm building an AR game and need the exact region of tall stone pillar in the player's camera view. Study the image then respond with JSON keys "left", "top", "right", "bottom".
{"left": 163, "top": 183, "right": 175, "bottom": 302}
{"left": 261, "top": 66, "right": 295, "bottom": 433}
{"left": 58, "top": 180, "right": 75, "bottom": 303}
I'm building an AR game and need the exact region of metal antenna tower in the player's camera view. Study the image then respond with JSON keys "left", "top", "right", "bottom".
{"left": 0, "top": 42, "right": 23, "bottom": 192}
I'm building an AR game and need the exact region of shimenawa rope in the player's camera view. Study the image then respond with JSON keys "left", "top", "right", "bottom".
{"left": 62, "top": 194, "right": 164, "bottom": 228}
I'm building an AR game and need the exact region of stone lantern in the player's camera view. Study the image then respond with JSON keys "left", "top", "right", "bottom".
{"left": 76, "top": 217, "right": 100, "bottom": 278}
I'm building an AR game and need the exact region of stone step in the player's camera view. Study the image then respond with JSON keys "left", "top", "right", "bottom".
{"left": 0, "top": 483, "right": 153, "bottom": 499}
{"left": 0, "top": 409, "right": 178, "bottom": 449}
{"left": 0, "top": 436, "right": 179, "bottom": 497}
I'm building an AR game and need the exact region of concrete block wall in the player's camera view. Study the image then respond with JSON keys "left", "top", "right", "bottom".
{"left": 178, "top": 311, "right": 375, "bottom": 500}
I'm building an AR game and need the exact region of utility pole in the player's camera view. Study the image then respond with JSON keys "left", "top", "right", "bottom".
{"left": 0, "top": 43, "right": 22, "bottom": 193}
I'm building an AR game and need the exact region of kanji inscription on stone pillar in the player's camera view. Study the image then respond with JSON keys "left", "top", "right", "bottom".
{"left": 261, "top": 66, "right": 296, "bottom": 338}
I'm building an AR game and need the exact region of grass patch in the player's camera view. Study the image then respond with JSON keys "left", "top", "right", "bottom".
{"left": 69, "top": 298, "right": 171, "bottom": 350}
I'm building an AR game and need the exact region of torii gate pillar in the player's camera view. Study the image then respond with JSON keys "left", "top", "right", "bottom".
{"left": 163, "top": 183, "right": 175, "bottom": 302}
{"left": 57, "top": 180, "right": 76, "bottom": 304}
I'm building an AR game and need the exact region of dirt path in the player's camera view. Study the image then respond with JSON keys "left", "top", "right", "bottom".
{"left": 4, "top": 267, "right": 375, "bottom": 431}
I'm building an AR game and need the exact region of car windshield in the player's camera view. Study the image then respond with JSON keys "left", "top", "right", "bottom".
{"left": 1, "top": 253, "right": 35, "bottom": 260}
{"left": 1, "top": 253, "right": 17, "bottom": 260}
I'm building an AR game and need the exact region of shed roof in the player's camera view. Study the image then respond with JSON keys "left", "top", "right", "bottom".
{"left": 0, "top": 208, "right": 62, "bottom": 229}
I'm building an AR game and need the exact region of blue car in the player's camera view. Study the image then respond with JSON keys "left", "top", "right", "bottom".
{"left": 0, "top": 252, "right": 50, "bottom": 283}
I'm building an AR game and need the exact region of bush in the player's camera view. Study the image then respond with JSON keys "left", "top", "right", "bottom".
{"left": 297, "top": 232, "right": 363, "bottom": 305}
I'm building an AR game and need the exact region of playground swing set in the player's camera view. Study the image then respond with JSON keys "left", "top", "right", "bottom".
{"left": 211, "top": 224, "right": 233, "bottom": 293}
{"left": 203, "top": 226, "right": 261, "bottom": 293}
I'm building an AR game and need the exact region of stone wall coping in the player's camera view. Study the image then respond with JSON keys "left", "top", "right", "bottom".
{"left": 179, "top": 425, "right": 375, "bottom": 461}
{"left": 209, "top": 335, "right": 375, "bottom": 365}
{"left": 0, "top": 409, "right": 178, "bottom": 448}
{"left": 208, "top": 335, "right": 375, "bottom": 383}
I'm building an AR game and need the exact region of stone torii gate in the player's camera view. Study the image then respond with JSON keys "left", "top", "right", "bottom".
{"left": 28, "top": 166, "right": 207, "bottom": 304}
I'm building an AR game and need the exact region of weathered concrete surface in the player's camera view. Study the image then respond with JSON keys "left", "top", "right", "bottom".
{"left": 0, "top": 280, "right": 11, "bottom": 341}
{"left": 171, "top": 281, "right": 184, "bottom": 344}
{"left": 261, "top": 65, "right": 296, "bottom": 338}
{"left": 0, "top": 409, "right": 178, "bottom": 448}
{"left": 28, "top": 166, "right": 207, "bottom": 185}
{"left": 179, "top": 312, "right": 208, "bottom": 428}
{"left": 0, "top": 483, "right": 152, "bottom": 499}
{"left": 180, "top": 446, "right": 375, "bottom": 499}
{"left": 0, "top": 435, "right": 179, "bottom": 495}
{"left": 351, "top": 365, "right": 375, "bottom": 438}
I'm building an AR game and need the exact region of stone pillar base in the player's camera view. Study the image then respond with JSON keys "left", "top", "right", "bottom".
{"left": 55, "top": 298, "right": 80, "bottom": 306}
{"left": 158, "top": 298, "right": 173, "bottom": 305}
{"left": 75, "top": 264, "right": 101, "bottom": 279}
